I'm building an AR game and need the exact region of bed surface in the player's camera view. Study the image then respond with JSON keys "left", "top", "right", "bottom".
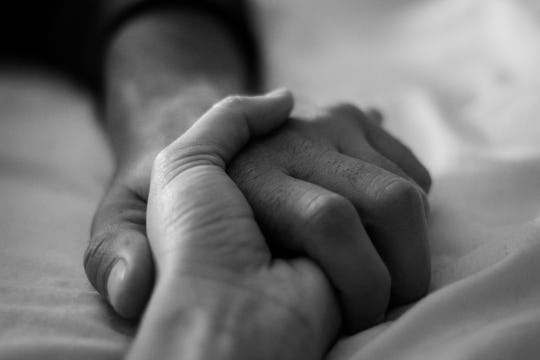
{"left": 0, "top": 73, "right": 133, "bottom": 359}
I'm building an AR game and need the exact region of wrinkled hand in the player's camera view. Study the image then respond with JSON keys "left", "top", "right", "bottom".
{"left": 127, "top": 90, "right": 340, "bottom": 360}
{"left": 228, "top": 103, "right": 431, "bottom": 331}
{"left": 84, "top": 91, "right": 432, "bottom": 333}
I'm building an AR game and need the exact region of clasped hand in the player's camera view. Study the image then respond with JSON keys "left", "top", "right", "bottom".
{"left": 87, "top": 89, "right": 431, "bottom": 359}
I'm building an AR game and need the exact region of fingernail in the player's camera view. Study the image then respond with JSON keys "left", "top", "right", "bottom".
{"left": 265, "top": 87, "right": 289, "bottom": 98}
{"left": 107, "top": 259, "right": 127, "bottom": 305}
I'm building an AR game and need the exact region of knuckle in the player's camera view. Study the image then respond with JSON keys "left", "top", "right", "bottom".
{"left": 303, "top": 193, "right": 358, "bottom": 235}
{"left": 372, "top": 178, "right": 426, "bottom": 218}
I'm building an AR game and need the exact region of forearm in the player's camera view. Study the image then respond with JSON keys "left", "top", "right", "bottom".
{"left": 104, "top": 9, "right": 252, "bottom": 170}
{"left": 83, "top": 3, "right": 259, "bottom": 321}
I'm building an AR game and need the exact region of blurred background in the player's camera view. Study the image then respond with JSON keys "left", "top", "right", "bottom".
{"left": 0, "top": 1, "right": 99, "bottom": 87}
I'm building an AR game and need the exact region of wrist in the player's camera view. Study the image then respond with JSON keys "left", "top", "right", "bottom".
{"left": 130, "top": 272, "right": 327, "bottom": 360}
{"left": 109, "top": 81, "right": 225, "bottom": 169}
{"left": 103, "top": 10, "right": 251, "bottom": 168}
{"left": 129, "top": 277, "right": 255, "bottom": 360}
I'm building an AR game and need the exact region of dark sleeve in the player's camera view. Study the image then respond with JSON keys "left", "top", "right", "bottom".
{"left": 87, "top": 0, "right": 260, "bottom": 94}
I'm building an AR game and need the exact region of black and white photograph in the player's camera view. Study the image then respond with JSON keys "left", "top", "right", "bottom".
{"left": 1, "top": 0, "right": 539, "bottom": 359}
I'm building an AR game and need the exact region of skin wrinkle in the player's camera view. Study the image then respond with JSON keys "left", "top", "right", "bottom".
{"left": 231, "top": 120, "right": 336, "bottom": 177}
{"left": 157, "top": 216, "right": 262, "bottom": 258}
{"left": 226, "top": 110, "right": 429, "bottom": 302}
{"left": 230, "top": 110, "right": 428, "bottom": 308}
{"left": 346, "top": 142, "right": 411, "bottom": 180}
{"left": 87, "top": 213, "right": 145, "bottom": 270}
{"left": 84, "top": 232, "right": 114, "bottom": 296}
{"left": 207, "top": 95, "right": 290, "bottom": 160}
{"left": 112, "top": 206, "right": 147, "bottom": 227}
{"left": 227, "top": 115, "right": 426, "bottom": 306}
{"left": 155, "top": 149, "right": 225, "bottom": 187}
{"left": 302, "top": 107, "right": 428, "bottom": 196}
{"left": 164, "top": 197, "right": 252, "bottom": 238}
{"left": 122, "top": 188, "right": 148, "bottom": 225}
{"left": 233, "top": 150, "right": 393, "bottom": 330}
{"left": 229, "top": 117, "right": 389, "bottom": 204}
{"left": 86, "top": 196, "right": 148, "bottom": 294}
{"left": 154, "top": 205, "right": 268, "bottom": 268}
{"left": 130, "top": 91, "right": 344, "bottom": 358}
{"left": 156, "top": 93, "right": 279, "bottom": 187}
{"left": 92, "top": 212, "right": 147, "bottom": 236}
{"left": 157, "top": 267, "right": 319, "bottom": 344}
{"left": 316, "top": 153, "right": 386, "bottom": 206}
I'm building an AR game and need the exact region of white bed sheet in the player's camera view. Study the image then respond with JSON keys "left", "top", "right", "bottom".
{"left": 0, "top": 72, "right": 132, "bottom": 360}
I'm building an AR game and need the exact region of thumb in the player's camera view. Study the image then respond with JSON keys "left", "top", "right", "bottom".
{"left": 161, "top": 88, "right": 294, "bottom": 171}
{"left": 84, "top": 180, "right": 154, "bottom": 319}
{"left": 147, "top": 89, "right": 294, "bottom": 274}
